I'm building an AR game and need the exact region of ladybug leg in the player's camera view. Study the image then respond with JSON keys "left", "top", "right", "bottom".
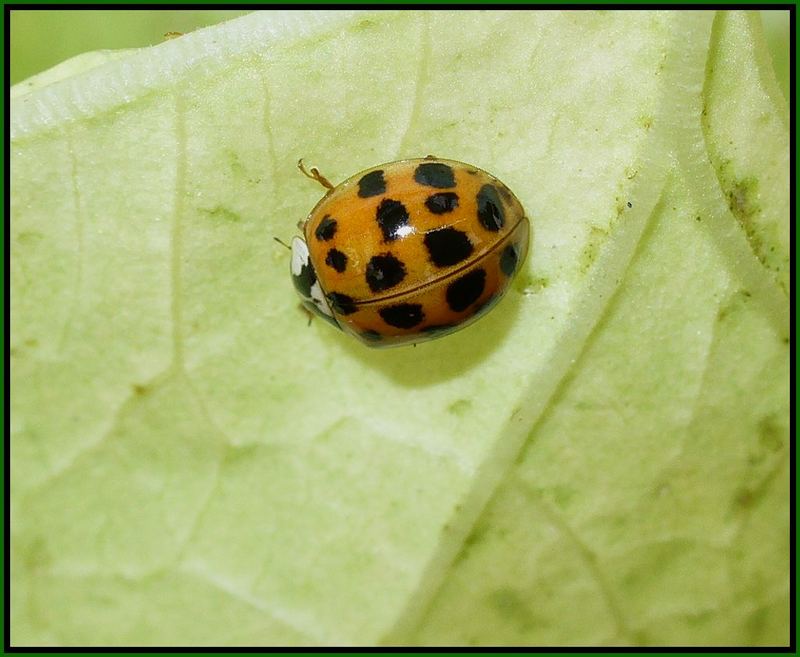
{"left": 424, "top": 154, "right": 438, "bottom": 160}
{"left": 298, "top": 304, "right": 314, "bottom": 327}
{"left": 297, "top": 159, "right": 334, "bottom": 190}
{"left": 273, "top": 237, "right": 291, "bottom": 250}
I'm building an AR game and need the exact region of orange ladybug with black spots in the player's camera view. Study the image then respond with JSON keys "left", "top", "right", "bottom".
{"left": 290, "top": 157, "right": 530, "bottom": 347}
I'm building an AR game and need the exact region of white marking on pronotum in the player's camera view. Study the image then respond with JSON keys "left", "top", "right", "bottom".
{"left": 291, "top": 236, "right": 334, "bottom": 318}
{"left": 309, "top": 279, "right": 334, "bottom": 318}
{"left": 290, "top": 236, "right": 309, "bottom": 277}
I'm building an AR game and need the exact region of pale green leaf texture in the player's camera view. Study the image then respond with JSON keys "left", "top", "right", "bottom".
{"left": 10, "top": 10, "right": 789, "bottom": 647}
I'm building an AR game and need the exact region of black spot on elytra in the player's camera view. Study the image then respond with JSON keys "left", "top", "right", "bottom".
{"left": 477, "top": 185, "right": 505, "bottom": 231}
{"left": 425, "top": 192, "right": 459, "bottom": 214}
{"left": 326, "top": 292, "right": 357, "bottom": 315}
{"left": 325, "top": 248, "right": 348, "bottom": 273}
{"left": 358, "top": 170, "right": 386, "bottom": 198}
{"left": 446, "top": 269, "right": 486, "bottom": 312}
{"left": 376, "top": 198, "right": 410, "bottom": 242}
{"left": 379, "top": 303, "right": 425, "bottom": 329}
{"left": 366, "top": 253, "right": 407, "bottom": 292}
{"left": 292, "top": 261, "right": 316, "bottom": 298}
{"left": 414, "top": 162, "right": 456, "bottom": 189}
{"left": 500, "top": 243, "right": 519, "bottom": 276}
{"left": 424, "top": 228, "right": 474, "bottom": 268}
{"left": 315, "top": 215, "right": 337, "bottom": 241}
{"left": 360, "top": 329, "right": 383, "bottom": 342}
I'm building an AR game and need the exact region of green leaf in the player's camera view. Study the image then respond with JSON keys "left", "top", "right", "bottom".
{"left": 11, "top": 10, "right": 788, "bottom": 646}
{"left": 9, "top": 10, "right": 250, "bottom": 85}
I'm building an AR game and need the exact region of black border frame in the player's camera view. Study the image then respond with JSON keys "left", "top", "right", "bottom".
{"left": 4, "top": 3, "right": 795, "bottom": 652}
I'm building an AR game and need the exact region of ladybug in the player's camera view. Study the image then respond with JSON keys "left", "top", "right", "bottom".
{"left": 289, "top": 157, "right": 530, "bottom": 347}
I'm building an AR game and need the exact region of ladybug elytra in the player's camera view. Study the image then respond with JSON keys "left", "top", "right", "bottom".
{"left": 290, "top": 157, "right": 530, "bottom": 347}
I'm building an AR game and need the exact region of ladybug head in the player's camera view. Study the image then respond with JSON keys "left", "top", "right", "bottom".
{"left": 290, "top": 237, "right": 339, "bottom": 328}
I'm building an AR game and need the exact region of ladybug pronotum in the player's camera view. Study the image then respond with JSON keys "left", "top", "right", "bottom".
{"left": 290, "top": 157, "right": 530, "bottom": 347}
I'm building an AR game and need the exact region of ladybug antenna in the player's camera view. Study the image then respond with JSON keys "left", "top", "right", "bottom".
{"left": 273, "top": 237, "right": 292, "bottom": 250}
{"left": 297, "top": 158, "right": 334, "bottom": 190}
